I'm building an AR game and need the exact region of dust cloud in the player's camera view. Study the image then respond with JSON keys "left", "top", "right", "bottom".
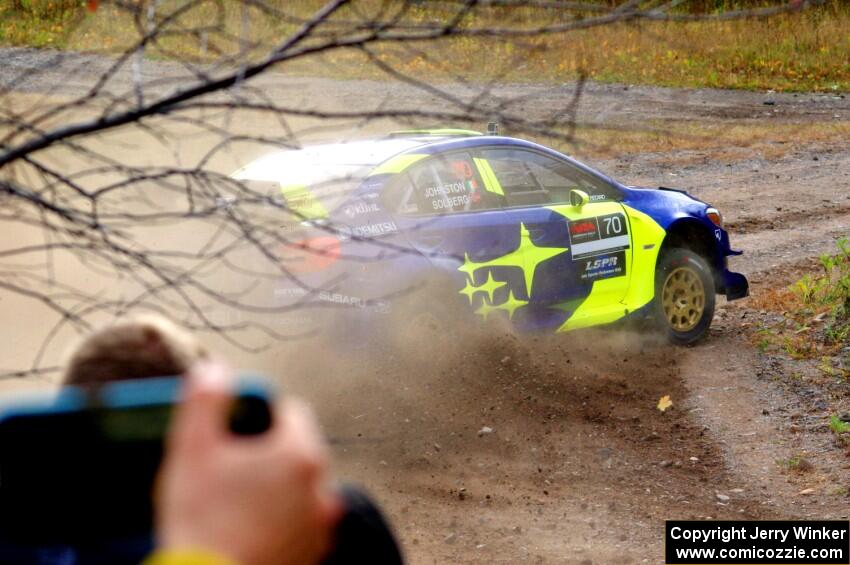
{"left": 242, "top": 290, "right": 724, "bottom": 564}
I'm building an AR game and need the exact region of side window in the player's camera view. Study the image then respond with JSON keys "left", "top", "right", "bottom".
{"left": 478, "top": 149, "right": 620, "bottom": 207}
{"left": 381, "top": 174, "right": 418, "bottom": 215}
{"left": 383, "top": 152, "right": 504, "bottom": 215}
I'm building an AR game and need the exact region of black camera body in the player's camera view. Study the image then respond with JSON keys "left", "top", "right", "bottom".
{"left": 0, "top": 377, "right": 402, "bottom": 564}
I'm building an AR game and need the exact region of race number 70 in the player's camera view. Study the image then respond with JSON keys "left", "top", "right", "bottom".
{"left": 602, "top": 215, "right": 623, "bottom": 236}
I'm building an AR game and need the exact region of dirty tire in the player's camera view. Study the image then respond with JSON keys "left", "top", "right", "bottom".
{"left": 653, "top": 248, "right": 715, "bottom": 345}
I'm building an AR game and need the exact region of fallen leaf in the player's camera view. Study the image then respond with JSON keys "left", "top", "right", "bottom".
{"left": 657, "top": 395, "right": 673, "bottom": 412}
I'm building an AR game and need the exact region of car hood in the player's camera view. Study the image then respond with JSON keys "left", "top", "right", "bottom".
{"left": 625, "top": 185, "right": 708, "bottom": 206}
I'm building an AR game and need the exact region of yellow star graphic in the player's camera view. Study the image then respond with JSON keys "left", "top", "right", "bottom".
{"left": 457, "top": 223, "right": 568, "bottom": 299}
{"left": 458, "top": 240, "right": 524, "bottom": 282}
{"left": 458, "top": 271, "right": 507, "bottom": 304}
{"left": 475, "top": 301, "right": 495, "bottom": 322}
{"left": 474, "top": 290, "right": 527, "bottom": 322}
{"left": 459, "top": 279, "right": 477, "bottom": 304}
{"left": 478, "top": 271, "right": 507, "bottom": 303}
{"left": 522, "top": 229, "right": 569, "bottom": 298}
{"left": 458, "top": 252, "right": 481, "bottom": 281}
{"left": 494, "top": 289, "right": 527, "bottom": 320}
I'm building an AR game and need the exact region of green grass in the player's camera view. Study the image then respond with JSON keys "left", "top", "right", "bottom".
{"left": 829, "top": 415, "right": 850, "bottom": 435}
{"left": 777, "top": 454, "right": 813, "bottom": 473}
{"left": 0, "top": 0, "right": 85, "bottom": 47}
{"left": 1, "top": 0, "right": 849, "bottom": 92}
{"left": 751, "top": 238, "right": 850, "bottom": 369}
{"left": 829, "top": 415, "right": 850, "bottom": 446}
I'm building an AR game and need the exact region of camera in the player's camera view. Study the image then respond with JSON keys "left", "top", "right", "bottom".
{"left": 0, "top": 377, "right": 402, "bottom": 564}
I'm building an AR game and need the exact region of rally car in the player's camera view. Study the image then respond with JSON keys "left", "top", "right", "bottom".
{"left": 232, "top": 129, "right": 748, "bottom": 344}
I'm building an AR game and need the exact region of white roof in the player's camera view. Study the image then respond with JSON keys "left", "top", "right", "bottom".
{"left": 232, "top": 138, "right": 423, "bottom": 184}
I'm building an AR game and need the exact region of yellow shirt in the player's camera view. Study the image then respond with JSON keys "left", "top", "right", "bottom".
{"left": 143, "top": 549, "right": 237, "bottom": 565}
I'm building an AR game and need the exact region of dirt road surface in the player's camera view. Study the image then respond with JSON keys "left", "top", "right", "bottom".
{"left": 1, "top": 47, "right": 848, "bottom": 564}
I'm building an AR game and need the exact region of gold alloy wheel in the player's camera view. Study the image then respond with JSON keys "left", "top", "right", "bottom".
{"left": 661, "top": 266, "right": 706, "bottom": 332}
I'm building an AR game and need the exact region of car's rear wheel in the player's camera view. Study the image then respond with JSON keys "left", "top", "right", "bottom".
{"left": 652, "top": 248, "right": 715, "bottom": 345}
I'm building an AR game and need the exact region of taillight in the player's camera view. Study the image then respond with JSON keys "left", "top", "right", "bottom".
{"left": 706, "top": 207, "right": 723, "bottom": 228}
{"left": 281, "top": 236, "right": 340, "bottom": 273}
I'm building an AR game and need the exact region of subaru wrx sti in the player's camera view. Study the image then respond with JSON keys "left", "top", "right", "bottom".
{"left": 232, "top": 129, "right": 748, "bottom": 344}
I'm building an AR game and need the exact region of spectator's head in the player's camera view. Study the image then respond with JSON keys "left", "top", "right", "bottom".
{"left": 63, "top": 315, "right": 208, "bottom": 386}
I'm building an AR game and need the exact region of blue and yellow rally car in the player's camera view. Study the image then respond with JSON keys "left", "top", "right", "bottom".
{"left": 233, "top": 129, "right": 748, "bottom": 344}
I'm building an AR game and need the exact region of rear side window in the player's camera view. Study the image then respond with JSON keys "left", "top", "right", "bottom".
{"left": 383, "top": 152, "right": 504, "bottom": 215}
{"left": 478, "top": 149, "right": 620, "bottom": 206}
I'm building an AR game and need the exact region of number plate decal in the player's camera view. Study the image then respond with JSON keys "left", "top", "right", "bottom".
{"left": 568, "top": 212, "right": 630, "bottom": 260}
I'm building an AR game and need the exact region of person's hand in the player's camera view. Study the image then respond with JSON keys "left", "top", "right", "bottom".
{"left": 155, "top": 361, "right": 342, "bottom": 565}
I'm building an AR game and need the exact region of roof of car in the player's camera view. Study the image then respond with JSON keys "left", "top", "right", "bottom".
{"left": 230, "top": 131, "right": 615, "bottom": 189}
{"left": 232, "top": 131, "right": 488, "bottom": 181}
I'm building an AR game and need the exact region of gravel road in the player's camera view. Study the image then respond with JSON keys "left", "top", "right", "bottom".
{"left": 1, "top": 46, "right": 848, "bottom": 564}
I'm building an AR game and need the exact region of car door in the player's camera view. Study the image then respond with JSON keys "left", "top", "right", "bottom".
{"left": 472, "top": 147, "right": 634, "bottom": 331}
{"left": 381, "top": 151, "right": 528, "bottom": 323}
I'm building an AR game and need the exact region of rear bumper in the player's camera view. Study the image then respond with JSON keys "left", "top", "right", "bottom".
{"left": 722, "top": 270, "right": 749, "bottom": 301}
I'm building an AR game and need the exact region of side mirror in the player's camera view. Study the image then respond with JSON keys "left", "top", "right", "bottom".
{"left": 570, "top": 189, "right": 590, "bottom": 208}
